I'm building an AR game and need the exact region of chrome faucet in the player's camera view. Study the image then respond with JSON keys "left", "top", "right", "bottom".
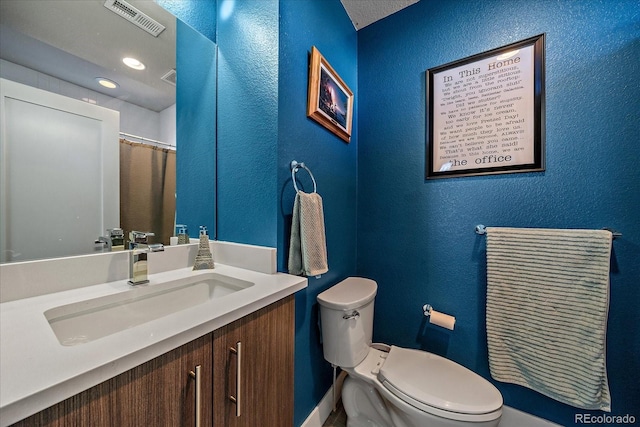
{"left": 95, "top": 228, "right": 125, "bottom": 252}
{"left": 95, "top": 235, "right": 112, "bottom": 251}
{"left": 128, "top": 231, "right": 164, "bottom": 285}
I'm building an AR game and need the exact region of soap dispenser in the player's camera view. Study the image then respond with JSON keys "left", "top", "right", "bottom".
{"left": 193, "top": 226, "right": 214, "bottom": 270}
{"left": 176, "top": 224, "right": 189, "bottom": 244}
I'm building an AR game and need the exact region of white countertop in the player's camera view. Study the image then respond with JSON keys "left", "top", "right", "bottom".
{"left": 0, "top": 264, "right": 307, "bottom": 426}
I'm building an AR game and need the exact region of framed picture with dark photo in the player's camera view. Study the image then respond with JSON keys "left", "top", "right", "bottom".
{"left": 426, "top": 34, "right": 546, "bottom": 178}
{"left": 307, "top": 46, "right": 353, "bottom": 143}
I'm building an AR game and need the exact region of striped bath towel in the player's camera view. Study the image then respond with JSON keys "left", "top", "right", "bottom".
{"left": 485, "top": 227, "right": 612, "bottom": 411}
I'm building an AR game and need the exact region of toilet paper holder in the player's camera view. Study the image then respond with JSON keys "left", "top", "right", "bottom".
{"left": 422, "top": 304, "right": 433, "bottom": 316}
{"left": 422, "top": 304, "right": 456, "bottom": 330}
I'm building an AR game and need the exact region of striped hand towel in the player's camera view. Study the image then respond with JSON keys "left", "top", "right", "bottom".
{"left": 288, "top": 191, "right": 329, "bottom": 277}
{"left": 485, "top": 227, "right": 612, "bottom": 411}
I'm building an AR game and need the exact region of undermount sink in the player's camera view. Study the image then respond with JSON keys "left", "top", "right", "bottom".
{"left": 44, "top": 272, "right": 254, "bottom": 346}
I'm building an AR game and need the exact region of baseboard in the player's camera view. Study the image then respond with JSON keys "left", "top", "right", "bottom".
{"left": 500, "top": 406, "right": 561, "bottom": 426}
{"left": 300, "top": 372, "right": 561, "bottom": 427}
{"left": 301, "top": 371, "right": 347, "bottom": 427}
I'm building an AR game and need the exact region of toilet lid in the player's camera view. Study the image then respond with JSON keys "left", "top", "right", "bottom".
{"left": 317, "top": 277, "right": 377, "bottom": 310}
{"left": 378, "top": 346, "right": 502, "bottom": 416}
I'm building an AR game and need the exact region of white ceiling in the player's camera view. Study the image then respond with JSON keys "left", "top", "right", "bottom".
{"left": 0, "top": 0, "right": 176, "bottom": 112}
{"left": 341, "top": 0, "right": 420, "bottom": 30}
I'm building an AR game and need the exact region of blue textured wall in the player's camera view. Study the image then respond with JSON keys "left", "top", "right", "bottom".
{"left": 160, "top": 1, "right": 217, "bottom": 238}
{"left": 175, "top": 20, "right": 217, "bottom": 238}
{"left": 278, "top": 1, "right": 358, "bottom": 425}
{"left": 357, "top": 0, "right": 640, "bottom": 425}
{"left": 216, "top": 0, "right": 279, "bottom": 247}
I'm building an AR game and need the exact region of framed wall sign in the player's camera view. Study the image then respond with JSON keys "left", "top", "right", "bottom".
{"left": 426, "top": 34, "right": 545, "bottom": 179}
{"left": 307, "top": 46, "right": 354, "bottom": 143}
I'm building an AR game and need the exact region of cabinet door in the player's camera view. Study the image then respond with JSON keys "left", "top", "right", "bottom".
{"left": 213, "top": 296, "right": 294, "bottom": 427}
{"left": 112, "top": 333, "right": 213, "bottom": 426}
{"left": 13, "top": 333, "right": 213, "bottom": 427}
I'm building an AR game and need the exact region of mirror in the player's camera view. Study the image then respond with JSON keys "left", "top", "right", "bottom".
{"left": 0, "top": 0, "right": 216, "bottom": 263}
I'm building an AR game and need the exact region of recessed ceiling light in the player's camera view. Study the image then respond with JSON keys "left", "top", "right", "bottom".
{"left": 123, "top": 57, "right": 146, "bottom": 70}
{"left": 96, "top": 77, "right": 119, "bottom": 89}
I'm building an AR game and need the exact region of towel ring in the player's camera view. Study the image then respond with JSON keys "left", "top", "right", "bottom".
{"left": 290, "top": 160, "right": 317, "bottom": 193}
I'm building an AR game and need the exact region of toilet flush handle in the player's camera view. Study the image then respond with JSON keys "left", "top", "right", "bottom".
{"left": 343, "top": 310, "right": 360, "bottom": 320}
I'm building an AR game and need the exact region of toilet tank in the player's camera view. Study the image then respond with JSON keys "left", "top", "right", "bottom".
{"left": 317, "top": 277, "right": 377, "bottom": 368}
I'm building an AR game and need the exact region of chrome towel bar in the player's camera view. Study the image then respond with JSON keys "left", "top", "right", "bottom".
{"left": 475, "top": 224, "right": 621, "bottom": 240}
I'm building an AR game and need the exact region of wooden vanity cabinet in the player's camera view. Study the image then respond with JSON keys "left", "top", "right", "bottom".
{"left": 213, "top": 295, "right": 295, "bottom": 427}
{"left": 12, "top": 333, "right": 213, "bottom": 427}
{"left": 11, "top": 296, "right": 295, "bottom": 427}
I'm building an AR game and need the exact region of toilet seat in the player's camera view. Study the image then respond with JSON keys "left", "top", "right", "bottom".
{"left": 377, "top": 346, "right": 502, "bottom": 422}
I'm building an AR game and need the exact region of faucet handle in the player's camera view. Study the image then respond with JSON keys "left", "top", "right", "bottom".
{"left": 107, "top": 228, "right": 124, "bottom": 238}
{"left": 129, "top": 231, "right": 155, "bottom": 244}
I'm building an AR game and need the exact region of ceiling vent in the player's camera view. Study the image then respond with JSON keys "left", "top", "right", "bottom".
{"left": 103, "top": 0, "right": 165, "bottom": 37}
{"left": 161, "top": 69, "right": 177, "bottom": 86}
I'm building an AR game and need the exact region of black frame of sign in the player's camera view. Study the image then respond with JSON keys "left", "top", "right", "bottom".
{"left": 426, "top": 34, "right": 545, "bottom": 179}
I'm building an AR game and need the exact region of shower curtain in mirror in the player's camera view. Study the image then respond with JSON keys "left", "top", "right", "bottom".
{"left": 120, "top": 139, "right": 176, "bottom": 246}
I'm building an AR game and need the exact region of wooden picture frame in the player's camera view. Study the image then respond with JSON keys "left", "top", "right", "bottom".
{"left": 426, "top": 34, "right": 545, "bottom": 178}
{"left": 307, "top": 46, "right": 353, "bottom": 143}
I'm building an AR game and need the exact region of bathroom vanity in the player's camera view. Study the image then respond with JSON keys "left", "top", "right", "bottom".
{"left": 0, "top": 242, "right": 305, "bottom": 427}
{"left": 10, "top": 296, "right": 294, "bottom": 427}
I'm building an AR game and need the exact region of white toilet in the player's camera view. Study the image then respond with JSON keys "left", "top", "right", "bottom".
{"left": 317, "top": 277, "right": 503, "bottom": 427}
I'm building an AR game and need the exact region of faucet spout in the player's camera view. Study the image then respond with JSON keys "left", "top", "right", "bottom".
{"left": 128, "top": 231, "right": 164, "bottom": 286}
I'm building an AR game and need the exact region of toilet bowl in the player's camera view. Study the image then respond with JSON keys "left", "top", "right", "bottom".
{"left": 317, "top": 277, "right": 503, "bottom": 427}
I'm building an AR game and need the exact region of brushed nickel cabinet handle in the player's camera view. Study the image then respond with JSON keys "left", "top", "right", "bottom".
{"left": 229, "top": 341, "right": 242, "bottom": 417}
{"left": 189, "top": 365, "right": 202, "bottom": 427}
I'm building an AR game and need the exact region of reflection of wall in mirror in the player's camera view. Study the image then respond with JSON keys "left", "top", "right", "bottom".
{"left": 0, "top": 78, "right": 119, "bottom": 263}
{"left": 0, "top": 60, "right": 178, "bottom": 262}
{"left": 0, "top": 59, "right": 176, "bottom": 146}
